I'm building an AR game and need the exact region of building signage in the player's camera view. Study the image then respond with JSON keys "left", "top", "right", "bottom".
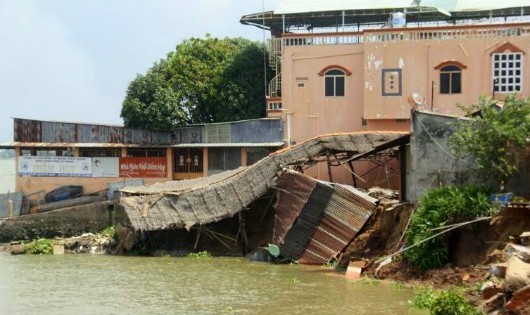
{"left": 18, "top": 156, "right": 92, "bottom": 177}
{"left": 91, "top": 157, "right": 119, "bottom": 178}
{"left": 119, "top": 157, "right": 167, "bottom": 178}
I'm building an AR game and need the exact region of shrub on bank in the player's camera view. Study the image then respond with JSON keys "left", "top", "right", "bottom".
{"left": 24, "top": 238, "right": 53, "bottom": 255}
{"left": 411, "top": 288, "right": 482, "bottom": 315}
{"left": 405, "top": 185, "right": 494, "bottom": 269}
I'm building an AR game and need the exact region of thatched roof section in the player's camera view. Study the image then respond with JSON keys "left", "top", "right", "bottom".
{"left": 120, "top": 131, "right": 408, "bottom": 231}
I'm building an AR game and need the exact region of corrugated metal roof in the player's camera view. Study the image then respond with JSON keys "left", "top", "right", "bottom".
{"left": 273, "top": 171, "right": 378, "bottom": 264}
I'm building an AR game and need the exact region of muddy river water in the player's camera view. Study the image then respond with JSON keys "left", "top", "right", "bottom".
{"left": 0, "top": 253, "right": 425, "bottom": 315}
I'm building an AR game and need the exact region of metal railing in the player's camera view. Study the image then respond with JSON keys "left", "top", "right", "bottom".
{"left": 274, "top": 23, "right": 530, "bottom": 47}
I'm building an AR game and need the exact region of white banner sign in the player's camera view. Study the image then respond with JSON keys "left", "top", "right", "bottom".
{"left": 91, "top": 157, "right": 119, "bottom": 178}
{"left": 18, "top": 156, "right": 92, "bottom": 177}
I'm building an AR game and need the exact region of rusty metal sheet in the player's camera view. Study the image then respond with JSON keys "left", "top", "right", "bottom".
{"left": 14, "top": 119, "right": 41, "bottom": 142}
{"left": 272, "top": 171, "right": 317, "bottom": 245}
{"left": 77, "top": 124, "right": 123, "bottom": 143}
{"left": 41, "top": 121, "right": 77, "bottom": 142}
{"left": 273, "top": 171, "right": 377, "bottom": 264}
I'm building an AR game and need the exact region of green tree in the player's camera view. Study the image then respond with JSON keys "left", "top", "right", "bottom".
{"left": 121, "top": 36, "right": 269, "bottom": 130}
{"left": 121, "top": 61, "right": 187, "bottom": 131}
{"left": 450, "top": 95, "right": 530, "bottom": 185}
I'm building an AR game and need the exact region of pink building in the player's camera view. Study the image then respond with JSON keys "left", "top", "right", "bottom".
{"left": 241, "top": 0, "right": 530, "bottom": 185}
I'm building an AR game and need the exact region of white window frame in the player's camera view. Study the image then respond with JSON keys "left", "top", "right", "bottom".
{"left": 492, "top": 52, "right": 523, "bottom": 93}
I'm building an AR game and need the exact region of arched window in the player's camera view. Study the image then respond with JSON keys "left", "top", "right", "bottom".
{"left": 324, "top": 69, "right": 345, "bottom": 97}
{"left": 439, "top": 65, "right": 462, "bottom": 94}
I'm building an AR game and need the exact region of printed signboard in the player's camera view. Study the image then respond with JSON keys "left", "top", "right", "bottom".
{"left": 119, "top": 157, "right": 167, "bottom": 178}
{"left": 91, "top": 157, "right": 119, "bottom": 178}
{"left": 18, "top": 156, "right": 92, "bottom": 177}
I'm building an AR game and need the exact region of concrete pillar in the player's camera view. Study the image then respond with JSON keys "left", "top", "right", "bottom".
{"left": 202, "top": 147, "right": 208, "bottom": 177}
{"left": 166, "top": 148, "right": 173, "bottom": 180}
{"left": 241, "top": 147, "right": 247, "bottom": 167}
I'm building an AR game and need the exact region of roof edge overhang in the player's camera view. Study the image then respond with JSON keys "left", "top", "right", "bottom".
{"left": 0, "top": 142, "right": 285, "bottom": 149}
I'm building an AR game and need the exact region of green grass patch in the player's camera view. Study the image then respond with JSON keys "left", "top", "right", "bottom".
{"left": 187, "top": 251, "right": 212, "bottom": 259}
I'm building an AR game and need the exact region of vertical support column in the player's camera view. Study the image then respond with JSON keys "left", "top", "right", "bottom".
{"left": 326, "top": 152, "right": 333, "bottom": 182}
{"left": 73, "top": 147, "right": 80, "bottom": 157}
{"left": 241, "top": 147, "right": 247, "bottom": 167}
{"left": 202, "top": 147, "right": 208, "bottom": 177}
{"left": 399, "top": 145, "right": 407, "bottom": 202}
{"left": 14, "top": 147, "right": 21, "bottom": 192}
{"left": 348, "top": 160, "right": 357, "bottom": 187}
{"left": 120, "top": 147, "right": 127, "bottom": 157}
{"left": 166, "top": 148, "right": 173, "bottom": 180}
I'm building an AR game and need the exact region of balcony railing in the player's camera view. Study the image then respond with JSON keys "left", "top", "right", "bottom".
{"left": 364, "top": 23, "right": 530, "bottom": 43}
{"left": 277, "top": 22, "right": 530, "bottom": 47}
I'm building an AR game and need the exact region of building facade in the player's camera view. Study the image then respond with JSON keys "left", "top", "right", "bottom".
{"left": 242, "top": 1, "right": 530, "bottom": 143}
{"left": 1, "top": 118, "right": 283, "bottom": 199}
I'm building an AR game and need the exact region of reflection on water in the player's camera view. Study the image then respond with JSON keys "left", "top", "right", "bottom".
{"left": 0, "top": 254, "right": 421, "bottom": 315}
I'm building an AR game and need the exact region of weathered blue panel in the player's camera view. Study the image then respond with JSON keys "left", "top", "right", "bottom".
{"left": 230, "top": 119, "right": 283, "bottom": 143}
{"left": 0, "top": 192, "right": 23, "bottom": 218}
{"left": 173, "top": 126, "right": 204, "bottom": 144}
{"left": 205, "top": 124, "right": 231, "bottom": 143}
{"left": 41, "top": 121, "right": 77, "bottom": 143}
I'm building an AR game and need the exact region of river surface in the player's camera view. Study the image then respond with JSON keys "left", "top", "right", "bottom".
{"left": 0, "top": 253, "right": 425, "bottom": 315}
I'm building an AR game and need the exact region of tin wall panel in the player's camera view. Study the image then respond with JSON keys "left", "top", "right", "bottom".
{"left": 230, "top": 119, "right": 282, "bottom": 143}
{"left": 14, "top": 119, "right": 41, "bottom": 142}
{"left": 77, "top": 124, "right": 123, "bottom": 143}
{"left": 149, "top": 131, "right": 172, "bottom": 144}
{"left": 41, "top": 121, "right": 76, "bottom": 142}
{"left": 173, "top": 126, "right": 204, "bottom": 144}
{"left": 205, "top": 124, "right": 230, "bottom": 143}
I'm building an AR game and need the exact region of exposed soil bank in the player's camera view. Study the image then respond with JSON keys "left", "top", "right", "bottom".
{"left": 340, "top": 204, "right": 530, "bottom": 314}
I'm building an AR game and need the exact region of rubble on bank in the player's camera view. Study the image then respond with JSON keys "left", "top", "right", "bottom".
{"left": 6, "top": 228, "right": 117, "bottom": 255}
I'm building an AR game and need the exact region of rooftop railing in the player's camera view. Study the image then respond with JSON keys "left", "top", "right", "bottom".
{"left": 277, "top": 22, "right": 530, "bottom": 47}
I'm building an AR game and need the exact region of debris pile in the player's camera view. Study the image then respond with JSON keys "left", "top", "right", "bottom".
{"left": 479, "top": 232, "right": 530, "bottom": 315}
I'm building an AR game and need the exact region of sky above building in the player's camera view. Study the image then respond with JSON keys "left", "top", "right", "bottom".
{"left": 0, "top": 0, "right": 277, "bottom": 143}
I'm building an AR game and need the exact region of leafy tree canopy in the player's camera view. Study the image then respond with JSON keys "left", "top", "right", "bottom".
{"left": 121, "top": 35, "right": 269, "bottom": 131}
{"left": 450, "top": 95, "right": 530, "bottom": 185}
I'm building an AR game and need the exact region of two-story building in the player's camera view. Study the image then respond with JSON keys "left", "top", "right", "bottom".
{"left": 241, "top": 1, "right": 530, "bottom": 183}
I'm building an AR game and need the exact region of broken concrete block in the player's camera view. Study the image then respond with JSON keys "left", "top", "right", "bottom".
{"left": 506, "top": 285, "right": 530, "bottom": 314}
{"left": 345, "top": 259, "right": 367, "bottom": 279}
{"left": 479, "top": 293, "right": 505, "bottom": 314}
{"left": 510, "top": 244, "right": 530, "bottom": 263}
{"left": 52, "top": 244, "right": 64, "bottom": 255}
{"left": 490, "top": 263, "right": 508, "bottom": 278}
{"left": 505, "top": 256, "right": 530, "bottom": 292}
{"left": 481, "top": 282, "right": 504, "bottom": 300}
